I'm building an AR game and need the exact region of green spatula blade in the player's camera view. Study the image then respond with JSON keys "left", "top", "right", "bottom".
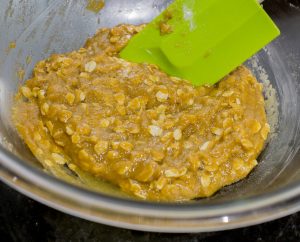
{"left": 120, "top": 0, "right": 280, "bottom": 86}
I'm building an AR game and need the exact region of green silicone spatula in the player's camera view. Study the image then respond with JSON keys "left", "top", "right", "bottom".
{"left": 120, "top": 0, "right": 280, "bottom": 86}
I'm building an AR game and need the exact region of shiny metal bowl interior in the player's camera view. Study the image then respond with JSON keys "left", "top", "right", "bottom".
{"left": 0, "top": 0, "right": 300, "bottom": 232}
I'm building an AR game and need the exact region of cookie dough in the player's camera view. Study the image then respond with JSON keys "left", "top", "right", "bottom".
{"left": 12, "top": 25, "right": 270, "bottom": 201}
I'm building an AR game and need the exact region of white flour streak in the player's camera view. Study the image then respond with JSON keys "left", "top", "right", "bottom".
{"left": 183, "top": 2, "right": 196, "bottom": 31}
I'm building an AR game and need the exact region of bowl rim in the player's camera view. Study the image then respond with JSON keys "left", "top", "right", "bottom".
{"left": 1, "top": 143, "right": 300, "bottom": 220}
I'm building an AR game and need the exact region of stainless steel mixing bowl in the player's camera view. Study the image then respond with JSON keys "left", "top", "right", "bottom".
{"left": 0, "top": 0, "right": 299, "bottom": 232}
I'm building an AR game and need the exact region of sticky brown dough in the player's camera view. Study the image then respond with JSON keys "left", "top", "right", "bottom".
{"left": 12, "top": 24, "right": 270, "bottom": 202}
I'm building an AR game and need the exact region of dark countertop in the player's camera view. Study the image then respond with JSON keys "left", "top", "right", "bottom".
{"left": 1, "top": 181, "right": 300, "bottom": 242}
